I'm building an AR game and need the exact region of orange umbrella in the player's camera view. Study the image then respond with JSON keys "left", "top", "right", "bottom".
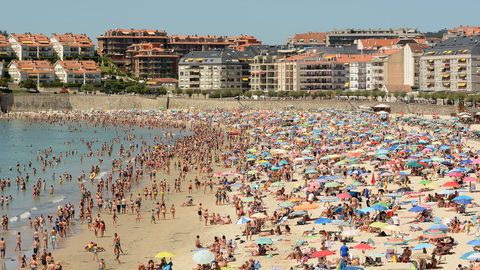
{"left": 293, "top": 203, "right": 320, "bottom": 211}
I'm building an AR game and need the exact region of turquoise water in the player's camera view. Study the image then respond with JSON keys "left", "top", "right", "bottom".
{"left": 0, "top": 119, "right": 187, "bottom": 268}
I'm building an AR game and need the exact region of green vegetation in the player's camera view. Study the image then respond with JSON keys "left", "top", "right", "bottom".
{"left": 19, "top": 79, "right": 37, "bottom": 89}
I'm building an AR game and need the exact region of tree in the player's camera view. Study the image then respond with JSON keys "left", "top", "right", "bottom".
{"left": 267, "top": 90, "right": 276, "bottom": 97}
{"left": 184, "top": 89, "right": 194, "bottom": 98}
{"left": 81, "top": 83, "right": 94, "bottom": 92}
{"left": 20, "top": 79, "right": 36, "bottom": 89}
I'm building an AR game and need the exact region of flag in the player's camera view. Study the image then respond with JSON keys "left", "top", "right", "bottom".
{"left": 371, "top": 173, "right": 376, "bottom": 185}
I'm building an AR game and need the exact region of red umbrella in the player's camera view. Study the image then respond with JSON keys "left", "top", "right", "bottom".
{"left": 310, "top": 250, "right": 335, "bottom": 258}
{"left": 353, "top": 243, "right": 374, "bottom": 250}
{"left": 337, "top": 192, "right": 352, "bottom": 199}
{"left": 443, "top": 181, "right": 460, "bottom": 188}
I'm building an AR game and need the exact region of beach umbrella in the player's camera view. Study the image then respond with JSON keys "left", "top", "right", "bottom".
{"left": 236, "top": 216, "right": 252, "bottom": 225}
{"left": 453, "top": 195, "right": 473, "bottom": 201}
{"left": 343, "top": 267, "right": 364, "bottom": 270}
{"left": 427, "top": 224, "right": 448, "bottom": 231}
{"left": 309, "top": 250, "right": 335, "bottom": 258}
{"left": 408, "top": 205, "right": 426, "bottom": 213}
{"left": 371, "top": 204, "right": 388, "bottom": 211}
{"left": 324, "top": 182, "right": 341, "bottom": 188}
{"left": 354, "top": 243, "right": 374, "bottom": 250}
{"left": 357, "top": 207, "right": 376, "bottom": 214}
{"left": 443, "top": 181, "right": 461, "bottom": 188}
{"left": 192, "top": 250, "right": 215, "bottom": 264}
{"left": 251, "top": 213, "right": 268, "bottom": 219}
{"left": 464, "top": 177, "right": 477, "bottom": 183}
{"left": 255, "top": 237, "right": 273, "bottom": 245}
{"left": 466, "top": 252, "right": 480, "bottom": 261}
{"left": 293, "top": 203, "right": 319, "bottom": 211}
{"left": 438, "top": 189, "right": 455, "bottom": 195}
{"left": 369, "top": 222, "right": 388, "bottom": 229}
{"left": 468, "top": 239, "right": 480, "bottom": 246}
{"left": 337, "top": 192, "right": 352, "bottom": 199}
{"left": 314, "top": 217, "right": 332, "bottom": 225}
{"left": 155, "top": 251, "right": 175, "bottom": 259}
{"left": 419, "top": 180, "right": 431, "bottom": 186}
{"left": 278, "top": 201, "right": 295, "bottom": 208}
{"left": 412, "top": 243, "right": 434, "bottom": 250}
{"left": 461, "top": 251, "right": 480, "bottom": 260}
{"left": 455, "top": 199, "right": 473, "bottom": 205}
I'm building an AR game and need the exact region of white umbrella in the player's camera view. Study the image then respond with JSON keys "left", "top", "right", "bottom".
{"left": 236, "top": 216, "right": 252, "bottom": 225}
{"left": 193, "top": 249, "right": 215, "bottom": 264}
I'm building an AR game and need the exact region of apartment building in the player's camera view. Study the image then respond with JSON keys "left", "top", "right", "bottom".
{"left": 8, "top": 60, "right": 55, "bottom": 84}
{"left": 404, "top": 43, "right": 430, "bottom": 89}
{"left": 97, "top": 29, "right": 169, "bottom": 67}
{"left": 297, "top": 56, "right": 348, "bottom": 91}
{"left": 97, "top": 29, "right": 261, "bottom": 69}
{"left": 8, "top": 34, "right": 53, "bottom": 60}
{"left": 250, "top": 54, "right": 279, "bottom": 91}
{"left": 51, "top": 33, "right": 95, "bottom": 60}
{"left": 54, "top": 60, "right": 101, "bottom": 84}
{"left": 325, "top": 54, "right": 375, "bottom": 90}
{"left": 178, "top": 49, "right": 253, "bottom": 90}
{"left": 445, "top": 26, "right": 480, "bottom": 39}
{"left": 326, "top": 28, "right": 422, "bottom": 47}
{"left": 0, "top": 35, "right": 13, "bottom": 58}
{"left": 420, "top": 36, "right": 480, "bottom": 92}
{"left": 287, "top": 32, "right": 327, "bottom": 47}
{"left": 126, "top": 43, "right": 179, "bottom": 79}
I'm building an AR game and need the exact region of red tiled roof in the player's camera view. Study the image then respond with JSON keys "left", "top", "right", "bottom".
{"left": 10, "top": 60, "right": 54, "bottom": 74}
{"left": 291, "top": 32, "right": 327, "bottom": 44}
{"left": 407, "top": 43, "right": 430, "bottom": 53}
{"left": 0, "top": 35, "right": 9, "bottom": 47}
{"left": 448, "top": 25, "right": 480, "bottom": 36}
{"left": 51, "top": 33, "right": 94, "bottom": 47}
{"left": 326, "top": 54, "right": 375, "bottom": 63}
{"left": 56, "top": 60, "right": 100, "bottom": 74}
{"left": 10, "top": 33, "right": 52, "bottom": 47}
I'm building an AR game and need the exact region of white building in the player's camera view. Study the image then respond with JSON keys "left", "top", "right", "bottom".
{"left": 54, "top": 60, "right": 101, "bottom": 84}
{"left": 8, "top": 34, "right": 53, "bottom": 60}
{"left": 8, "top": 60, "right": 55, "bottom": 84}
{"left": 403, "top": 43, "right": 429, "bottom": 89}
{"left": 50, "top": 33, "right": 95, "bottom": 60}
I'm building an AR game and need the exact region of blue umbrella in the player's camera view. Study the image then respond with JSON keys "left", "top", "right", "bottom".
{"left": 357, "top": 207, "right": 376, "bottom": 214}
{"left": 371, "top": 204, "right": 388, "bottom": 211}
{"left": 453, "top": 195, "right": 473, "bottom": 201}
{"left": 461, "top": 251, "right": 479, "bottom": 260}
{"left": 408, "top": 205, "right": 426, "bottom": 213}
{"left": 315, "top": 217, "right": 332, "bottom": 225}
{"left": 236, "top": 216, "right": 252, "bottom": 225}
{"left": 427, "top": 224, "right": 449, "bottom": 231}
{"left": 468, "top": 239, "right": 480, "bottom": 246}
{"left": 455, "top": 199, "right": 473, "bottom": 205}
{"left": 412, "top": 243, "right": 435, "bottom": 250}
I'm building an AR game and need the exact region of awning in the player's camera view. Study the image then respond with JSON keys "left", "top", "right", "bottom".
{"left": 344, "top": 82, "right": 350, "bottom": 87}
{"left": 458, "top": 83, "right": 467, "bottom": 87}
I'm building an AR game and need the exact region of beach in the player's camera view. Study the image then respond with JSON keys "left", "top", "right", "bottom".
{"left": 0, "top": 109, "right": 480, "bottom": 270}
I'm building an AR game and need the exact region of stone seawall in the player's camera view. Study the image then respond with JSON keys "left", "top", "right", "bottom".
{"left": 5, "top": 94, "right": 459, "bottom": 115}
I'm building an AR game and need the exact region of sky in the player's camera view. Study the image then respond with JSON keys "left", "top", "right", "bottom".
{"left": 1, "top": 0, "right": 479, "bottom": 44}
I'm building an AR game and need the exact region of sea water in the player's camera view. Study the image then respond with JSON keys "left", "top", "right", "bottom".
{"left": 0, "top": 119, "right": 187, "bottom": 268}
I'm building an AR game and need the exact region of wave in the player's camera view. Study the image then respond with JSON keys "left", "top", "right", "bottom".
{"left": 9, "top": 216, "right": 18, "bottom": 223}
{"left": 96, "top": 171, "right": 108, "bottom": 180}
{"left": 19, "top": 211, "right": 31, "bottom": 220}
{"left": 52, "top": 195, "right": 65, "bottom": 204}
{"left": 30, "top": 207, "right": 38, "bottom": 211}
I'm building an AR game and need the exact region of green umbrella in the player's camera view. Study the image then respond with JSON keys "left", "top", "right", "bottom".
{"left": 325, "top": 182, "right": 341, "bottom": 188}
{"left": 256, "top": 237, "right": 273, "bottom": 245}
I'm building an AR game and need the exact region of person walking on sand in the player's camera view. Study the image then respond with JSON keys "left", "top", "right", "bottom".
{"left": 170, "top": 204, "right": 175, "bottom": 219}
{"left": 0, "top": 238, "right": 5, "bottom": 259}
{"left": 15, "top": 232, "right": 21, "bottom": 251}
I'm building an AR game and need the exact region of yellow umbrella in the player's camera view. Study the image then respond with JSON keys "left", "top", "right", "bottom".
{"left": 155, "top": 251, "right": 174, "bottom": 259}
